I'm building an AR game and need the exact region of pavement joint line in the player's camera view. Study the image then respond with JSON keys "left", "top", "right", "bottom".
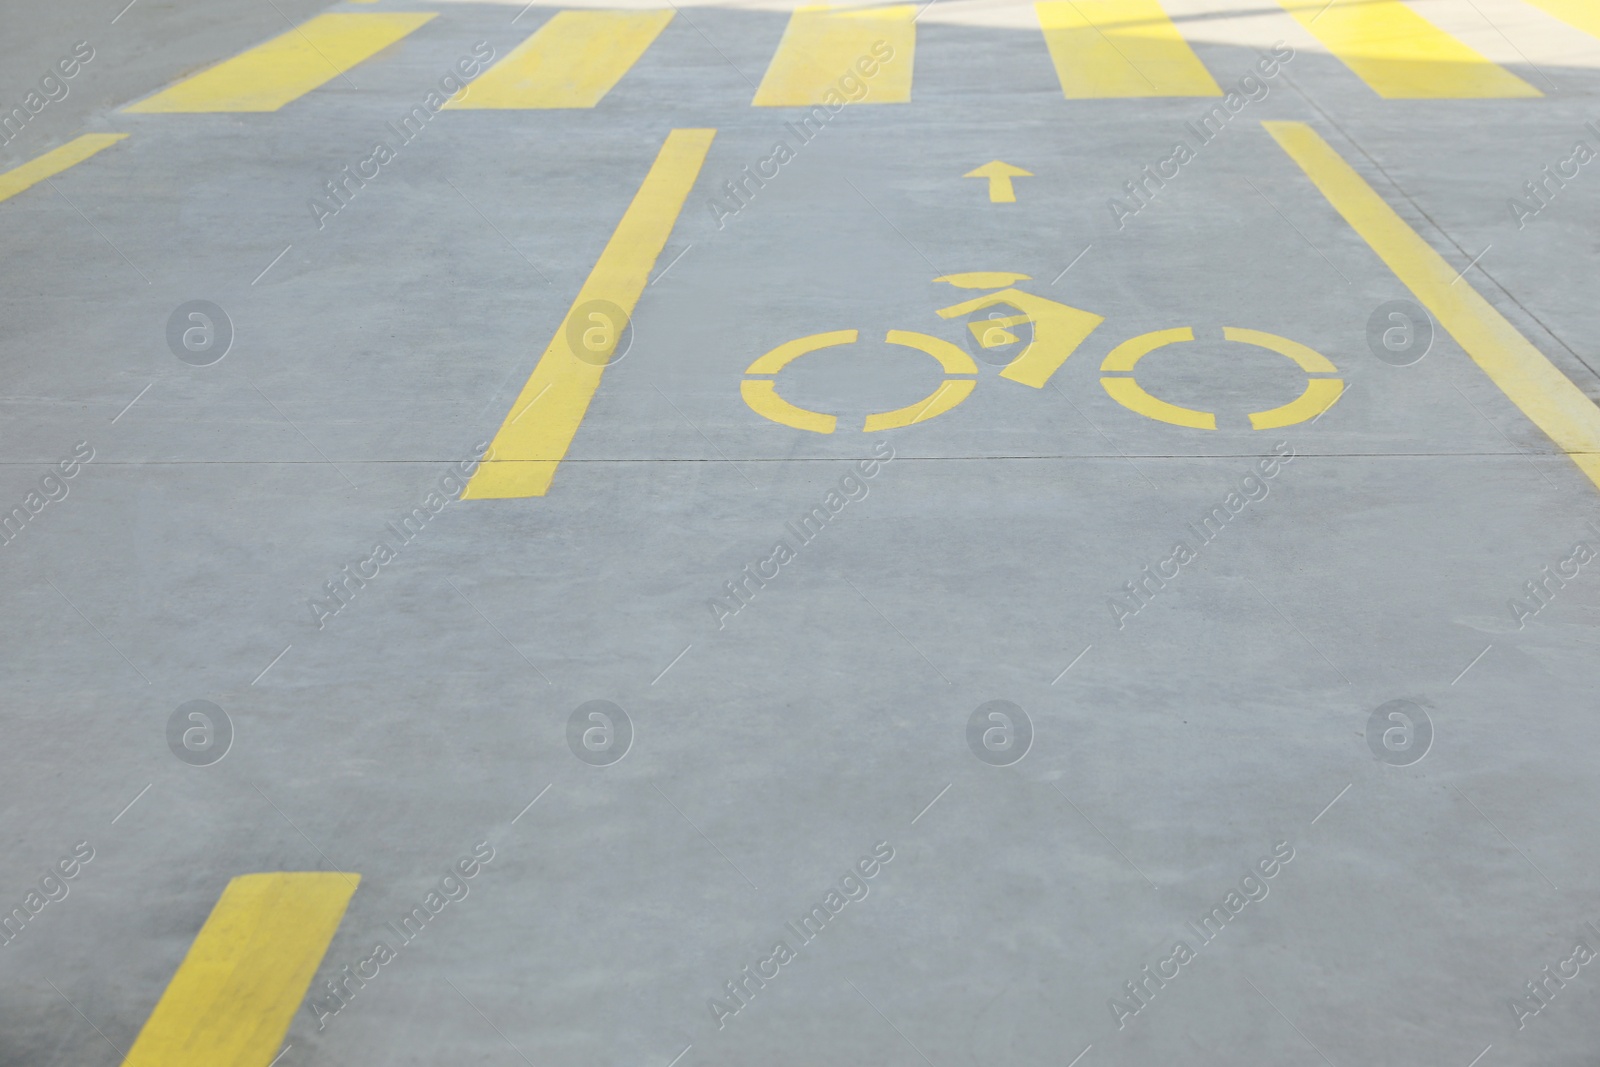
{"left": 252, "top": 243, "right": 293, "bottom": 285}
{"left": 1051, "top": 644, "right": 1092, "bottom": 684}
{"left": 1049, "top": 382, "right": 1159, "bottom": 489}
{"left": 1067, "top": 1043, "right": 1093, "bottom": 1067}
{"left": 1310, "top": 783, "right": 1351, "bottom": 825}
{"left": 910, "top": 783, "right": 951, "bottom": 825}
{"left": 650, "top": 243, "right": 693, "bottom": 286}
{"left": 842, "top": 176, "right": 942, "bottom": 276}
{"left": 250, "top": 384, "right": 362, "bottom": 491}
{"left": 510, "top": 0, "right": 539, "bottom": 24}
{"left": 46, "top": 178, "right": 151, "bottom": 284}
{"left": 1450, "top": 644, "right": 1492, "bottom": 686}
{"left": 1244, "top": 578, "right": 1350, "bottom": 684}
{"left": 1243, "top": 977, "right": 1337, "bottom": 1067}
{"left": 840, "top": 575, "right": 952, "bottom": 685}
{"left": 252, "top": 643, "right": 293, "bottom": 685}
{"left": 1242, "top": 176, "right": 1351, "bottom": 287}
{"left": 845, "top": 979, "right": 938, "bottom": 1067}
{"left": 45, "top": 576, "right": 151, "bottom": 684}
{"left": 1450, "top": 382, "right": 1564, "bottom": 493}
{"left": 445, "top": 577, "right": 552, "bottom": 685}
{"left": 110, "top": 0, "right": 140, "bottom": 23}
{"left": 1453, "top": 786, "right": 1559, "bottom": 892}
{"left": 651, "top": 782, "right": 759, "bottom": 890}
{"left": 111, "top": 382, "right": 153, "bottom": 424}
{"left": 446, "top": 978, "right": 538, "bottom": 1067}
{"left": 666, "top": 1043, "right": 693, "bottom": 1067}
{"left": 651, "top": 642, "right": 694, "bottom": 685}
{"left": 267, "top": 1045, "right": 292, "bottom": 1067}
{"left": 512, "top": 783, "right": 551, "bottom": 824}
{"left": 444, "top": 177, "right": 550, "bottom": 284}
{"left": 1052, "top": 783, "right": 1159, "bottom": 891}
{"left": 1051, "top": 243, "right": 1093, "bottom": 285}
{"left": 653, "top": 386, "right": 758, "bottom": 490}
{"left": 1466, "top": 1043, "right": 1492, "bottom": 1067}
{"left": 251, "top": 785, "right": 361, "bottom": 894}
{"left": 111, "top": 782, "right": 153, "bottom": 824}
{"left": 45, "top": 979, "right": 126, "bottom": 1061}
{"left": 1272, "top": 80, "right": 1595, "bottom": 378}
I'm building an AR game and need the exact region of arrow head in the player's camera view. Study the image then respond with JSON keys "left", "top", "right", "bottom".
{"left": 964, "top": 160, "right": 1033, "bottom": 179}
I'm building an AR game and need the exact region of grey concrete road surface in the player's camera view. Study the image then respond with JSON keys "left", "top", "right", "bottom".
{"left": 6, "top": 0, "right": 1600, "bottom": 1064}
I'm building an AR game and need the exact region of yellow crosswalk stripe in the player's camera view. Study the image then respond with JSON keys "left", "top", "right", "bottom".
{"left": 753, "top": 5, "right": 913, "bottom": 107}
{"left": 464, "top": 128, "right": 715, "bottom": 500}
{"left": 0, "top": 134, "right": 126, "bottom": 204}
{"left": 125, "top": 13, "right": 437, "bottom": 113}
{"left": 447, "top": 10, "right": 673, "bottom": 109}
{"left": 1035, "top": 0, "right": 1221, "bottom": 98}
{"left": 1277, "top": 0, "right": 1539, "bottom": 98}
{"left": 1265, "top": 120, "right": 1600, "bottom": 492}
{"left": 124, "top": 872, "right": 359, "bottom": 1067}
{"left": 1521, "top": 0, "right": 1600, "bottom": 42}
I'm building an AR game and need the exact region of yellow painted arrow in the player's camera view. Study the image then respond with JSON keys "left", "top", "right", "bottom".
{"left": 964, "top": 160, "right": 1032, "bottom": 203}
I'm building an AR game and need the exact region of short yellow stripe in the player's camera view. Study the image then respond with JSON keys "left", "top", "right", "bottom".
{"left": 1276, "top": 0, "right": 1538, "bottom": 98}
{"left": 124, "top": 872, "right": 359, "bottom": 1067}
{"left": 464, "top": 129, "right": 715, "bottom": 499}
{"left": 1035, "top": 0, "right": 1221, "bottom": 98}
{"left": 1265, "top": 120, "right": 1600, "bottom": 491}
{"left": 125, "top": 13, "right": 437, "bottom": 112}
{"left": 447, "top": 10, "right": 672, "bottom": 109}
{"left": 753, "top": 5, "right": 913, "bottom": 107}
{"left": 1522, "top": 0, "right": 1600, "bottom": 42}
{"left": 0, "top": 134, "right": 127, "bottom": 204}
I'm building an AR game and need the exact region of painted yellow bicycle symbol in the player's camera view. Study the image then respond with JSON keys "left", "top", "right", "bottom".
{"left": 740, "top": 272, "right": 1344, "bottom": 433}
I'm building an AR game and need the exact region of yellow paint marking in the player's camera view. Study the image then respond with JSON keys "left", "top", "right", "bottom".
{"left": 464, "top": 129, "right": 715, "bottom": 499}
{"left": 1267, "top": 119, "right": 1600, "bottom": 488}
{"left": 1251, "top": 378, "right": 1344, "bottom": 430}
{"left": 125, "top": 13, "right": 436, "bottom": 112}
{"left": 886, "top": 329, "right": 977, "bottom": 374}
{"left": 124, "top": 873, "right": 358, "bottom": 1067}
{"left": 1035, "top": 0, "right": 1221, "bottom": 98}
{"left": 935, "top": 271, "right": 1031, "bottom": 289}
{"left": 864, "top": 379, "right": 976, "bottom": 432}
{"left": 1224, "top": 326, "right": 1337, "bottom": 373}
{"left": 1100, "top": 377, "right": 1215, "bottom": 429}
{"left": 964, "top": 161, "right": 1032, "bottom": 203}
{"left": 1101, "top": 326, "right": 1192, "bottom": 372}
{"left": 1276, "top": 0, "right": 1538, "bottom": 98}
{"left": 742, "top": 380, "right": 838, "bottom": 433}
{"left": 446, "top": 10, "right": 673, "bottom": 109}
{"left": 753, "top": 5, "right": 913, "bottom": 107}
{"left": 747, "top": 329, "right": 858, "bottom": 374}
{"left": 0, "top": 134, "right": 127, "bottom": 204}
{"left": 1523, "top": 0, "right": 1600, "bottom": 41}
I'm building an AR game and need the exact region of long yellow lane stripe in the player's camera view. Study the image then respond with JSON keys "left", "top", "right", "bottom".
{"left": 464, "top": 128, "right": 715, "bottom": 499}
{"left": 753, "top": 5, "right": 913, "bottom": 107}
{"left": 446, "top": 10, "right": 673, "bottom": 109}
{"left": 1035, "top": 0, "right": 1221, "bottom": 98}
{"left": 124, "top": 872, "right": 359, "bottom": 1067}
{"left": 1265, "top": 120, "right": 1600, "bottom": 490}
{"left": 1276, "top": 0, "right": 1538, "bottom": 99}
{"left": 125, "top": 13, "right": 437, "bottom": 113}
{"left": 0, "top": 133, "right": 127, "bottom": 204}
